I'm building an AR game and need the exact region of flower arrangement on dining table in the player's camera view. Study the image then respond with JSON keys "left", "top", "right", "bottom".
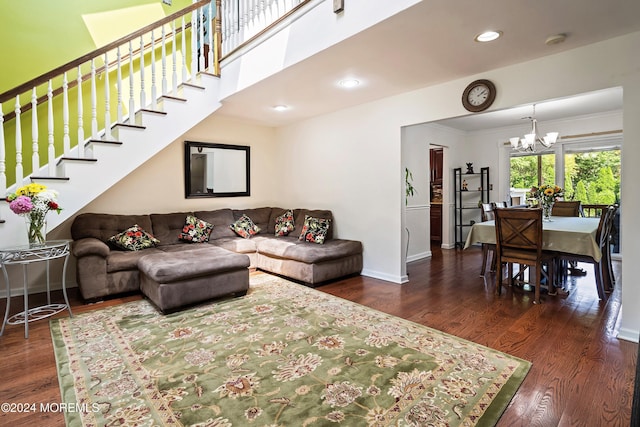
{"left": 6, "top": 183, "right": 62, "bottom": 245}
{"left": 528, "top": 184, "right": 563, "bottom": 220}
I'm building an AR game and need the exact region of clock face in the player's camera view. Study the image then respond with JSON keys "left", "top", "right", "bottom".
{"left": 467, "top": 85, "right": 490, "bottom": 106}
{"left": 462, "top": 79, "right": 496, "bottom": 112}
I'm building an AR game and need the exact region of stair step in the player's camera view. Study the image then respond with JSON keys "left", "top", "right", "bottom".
{"left": 159, "top": 94, "right": 187, "bottom": 103}
{"left": 113, "top": 123, "right": 146, "bottom": 130}
{"left": 140, "top": 109, "right": 168, "bottom": 116}
{"left": 85, "top": 139, "right": 124, "bottom": 147}
{"left": 182, "top": 82, "right": 206, "bottom": 90}
{"left": 30, "top": 176, "right": 71, "bottom": 181}
{"left": 56, "top": 157, "right": 99, "bottom": 166}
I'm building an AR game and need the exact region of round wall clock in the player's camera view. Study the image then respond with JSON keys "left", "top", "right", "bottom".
{"left": 461, "top": 79, "right": 496, "bottom": 112}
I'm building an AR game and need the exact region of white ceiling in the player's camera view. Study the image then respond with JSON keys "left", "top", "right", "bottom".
{"left": 215, "top": 0, "right": 640, "bottom": 129}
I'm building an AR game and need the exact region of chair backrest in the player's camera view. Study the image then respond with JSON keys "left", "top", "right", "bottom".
{"left": 552, "top": 200, "right": 582, "bottom": 217}
{"left": 494, "top": 207, "right": 543, "bottom": 255}
{"left": 481, "top": 203, "right": 495, "bottom": 221}
{"left": 494, "top": 201, "right": 508, "bottom": 208}
{"left": 597, "top": 205, "right": 618, "bottom": 249}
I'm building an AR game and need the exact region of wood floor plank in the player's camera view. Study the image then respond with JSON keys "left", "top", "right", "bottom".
{"left": 0, "top": 244, "right": 636, "bottom": 426}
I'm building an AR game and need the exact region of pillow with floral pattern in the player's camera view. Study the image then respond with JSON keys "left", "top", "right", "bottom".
{"left": 230, "top": 214, "right": 261, "bottom": 238}
{"left": 108, "top": 224, "right": 160, "bottom": 251}
{"left": 274, "top": 209, "right": 295, "bottom": 236}
{"left": 179, "top": 215, "right": 214, "bottom": 243}
{"left": 298, "top": 215, "right": 331, "bottom": 244}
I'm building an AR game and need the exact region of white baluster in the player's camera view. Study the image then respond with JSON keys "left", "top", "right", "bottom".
{"left": 14, "top": 96, "right": 23, "bottom": 187}
{"left": 62, "top": 73, "right": 70, "bottom": 157}
{"left": 77, "top": 66, "right": 85, "bottom": 158}
{"left": 208, "top": 2, "right": 214, "bottom": 71}
{"left": 199, "top": 7, "right": 205, "bottom": 71}
{"left": 47, "top": 81, "right": 55, "bottom": 176}
{"left": 161, "top": 26, "right": 168, "bottom": 96}
{"left": 91, "top": 59, "right": 98, "bottom": 139}
{"left": 31, "top": 88, "right": 39, "bottom": 174}
{"left": 181, "top": 17, "right": 188, "bottom": 83}
{"left": 104, "top": 52, "right": 112, "bottom": 140}
{"left": 0, "top": 103, "right": 6, "bottom": 198}
{"left": 128, "top": 41, "right": 135, "bottom": 123}
{"left": 151, "top": 30, "right": 157, "bottom": 110}
{"left": 172, "top": 20, "right": 178, "bottom": 93}
{"left": 117, "top": 46, "right": 123, "bottom": 123}
{"left": 191, "top": 10, "right": 198, "bottom": 79}
{"left": 140, "top": 36, "right": 146, "bottom": 109}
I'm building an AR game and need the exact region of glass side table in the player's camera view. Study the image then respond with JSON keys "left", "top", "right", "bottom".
{"left": 0, "top": 240, "right": 73, "bottom": 338}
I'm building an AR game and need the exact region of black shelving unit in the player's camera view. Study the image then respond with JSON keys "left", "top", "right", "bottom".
{"left": 454, "top": 167, "right": 490, "bottom": 248}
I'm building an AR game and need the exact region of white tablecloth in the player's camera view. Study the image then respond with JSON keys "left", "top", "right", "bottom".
{"left": 464, "top": 216, "right": 602, "bottom": 261}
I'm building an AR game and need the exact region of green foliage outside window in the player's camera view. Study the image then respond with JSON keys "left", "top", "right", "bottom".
{"left": 510, "top": 149, "right": 620, "bottom": 205}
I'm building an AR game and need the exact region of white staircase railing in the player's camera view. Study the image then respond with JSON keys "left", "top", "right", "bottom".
{"left": 220, "top": 0, "right": 311, "bottom": 56}
{"left": 0, "top": 0, "right": 218, "bottom": 218}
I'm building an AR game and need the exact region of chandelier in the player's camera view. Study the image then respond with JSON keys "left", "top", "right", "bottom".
{"left": 509, "top": 104, "right": 559, "bottom": 152}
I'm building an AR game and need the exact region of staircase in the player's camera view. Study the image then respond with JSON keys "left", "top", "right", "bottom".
{"left": 0, "top": 1, "right": 221, "bottom": 247}
{"left": 1, "top": 74, "right": 221, "bottom": 246}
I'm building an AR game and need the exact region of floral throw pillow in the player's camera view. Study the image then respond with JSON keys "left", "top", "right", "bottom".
{"left": 274, "top": 209, "right": 295, "bottom": 236}
{"left": 298, "top": 215, "right": 331, "bottom": 244}
{"left": 230, "top": 214, "right": 261, "bottom": 239}
{"left": 179, "top": 215, "right": 214, "bottom": 243}
{"left": 108, "top": 224, "right": 160, "bottom": 251}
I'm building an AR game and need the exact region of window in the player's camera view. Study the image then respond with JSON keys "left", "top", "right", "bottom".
{"left": 508, "top": 135, "right": 622, "bottom": 255}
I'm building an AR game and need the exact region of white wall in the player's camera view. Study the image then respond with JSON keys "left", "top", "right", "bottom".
{"left": 270, "top": 32, "right": 640, "bottom": 341}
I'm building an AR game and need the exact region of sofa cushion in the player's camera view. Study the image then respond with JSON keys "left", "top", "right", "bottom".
{"left": 108, "top": 225, "right": 160, "bottom": 251}
{"left": 194, "top": 209, "right": 238, "bottom": 240}
{"left": 274, "top": 209, "right": 295, "bottom": 236}
{"left": 299, "top": 215, "right": 331, "bottom": 244}
{"left": 179, "top": 215, "right": 214, "bottom": 243}
{"left": 138, "top": 246, "right": 250, "bottom": 283}
{"left": 71, "top": 213, "right": 153, "bottom": 243}
{"left": 107, "top": 247, "right": 163, "bottom": 272}
{"left": 230, "top": 214, "right": 261, "bottom": 238}
{"left": 151, "top": 212, "right": 194, "bottom": 246}
{"left": 213, "top": 236, "right": 261, "bottom": 254}
{"left": 257, "top": 236, "right": 362, "bottom": 264}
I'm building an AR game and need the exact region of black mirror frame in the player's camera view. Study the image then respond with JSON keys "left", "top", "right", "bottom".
{"left": 184, "top": 141, "right": 250, "bottom": 198}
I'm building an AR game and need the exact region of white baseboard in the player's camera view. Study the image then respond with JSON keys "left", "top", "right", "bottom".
{"left": 617, "top": 327, "right": 639, "bottom": 343}
{"left": 406, "top": 251, "right": 431, "bottom": 263}
{"left": 361, "top": 269, "right": 407, "bottom": 284}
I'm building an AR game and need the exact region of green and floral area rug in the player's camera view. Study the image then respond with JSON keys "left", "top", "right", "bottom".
{"left": 51, "top": 273, "right": 530, "bottom": 426}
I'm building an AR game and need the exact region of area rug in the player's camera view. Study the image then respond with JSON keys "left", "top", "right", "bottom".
{"left": 51, "top": 272, "right": 530, "bottom": 426}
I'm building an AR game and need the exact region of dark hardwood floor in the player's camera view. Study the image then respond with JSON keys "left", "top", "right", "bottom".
{"left": 0, "top": 245, "right": 636, "bottom": 426}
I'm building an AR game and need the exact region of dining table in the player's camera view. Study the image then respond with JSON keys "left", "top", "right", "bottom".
{"left": 464, "top": 216, "right": 602, "bottom": 296}
{"left": 464, "top": 216, "right": 601, "bottom": 261}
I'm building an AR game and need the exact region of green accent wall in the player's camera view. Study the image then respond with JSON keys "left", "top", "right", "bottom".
{"left": 0, "top": 0, "right": 200, "bottom": 188}
{"left": 0, "top": 0, "right": 192, "bottom": 93}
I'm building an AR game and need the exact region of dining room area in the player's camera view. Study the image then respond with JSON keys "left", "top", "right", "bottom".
{"left": 463, "top": 199, "right": 618, "bottom": 305}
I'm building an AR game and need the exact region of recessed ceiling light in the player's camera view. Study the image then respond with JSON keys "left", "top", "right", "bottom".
{"left": 475, "top": 31, "right": 502, "bottom": 42}
{"left": 339, "top": 79, "right": 360, "bottom": 88}
{"left": 273, "top": 105, "right": 288, "bottom": 111}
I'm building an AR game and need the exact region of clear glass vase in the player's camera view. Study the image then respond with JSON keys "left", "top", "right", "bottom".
{"left": 542, "top": 202, "right": 553, "bottom": 222}
{"left": 26, "top": 215, "right": 47, "bottom": 246}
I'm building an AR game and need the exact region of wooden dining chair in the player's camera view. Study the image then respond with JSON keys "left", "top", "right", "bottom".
{"left": 552, "top": 200, "right": 582, "bottom": 217}
{"left": 551, "top": 200, "right": 583, "bottom": 275}
{"left": 556, "top": 205, "right": 616, "bottom": 300}
{"left": 479, "top": 203, "right": 496, "bottom": 276}
{"left": 494, "top": 207, "right": 556, "bottom": 304}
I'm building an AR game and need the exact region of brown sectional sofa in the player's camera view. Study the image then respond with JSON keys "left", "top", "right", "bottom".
{"left": 70, "top": 207, "right": 363, "bottom": 303}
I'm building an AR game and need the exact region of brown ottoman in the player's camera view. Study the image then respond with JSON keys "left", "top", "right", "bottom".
{"left": 138, "top": 246, "right": 250, "bottom": 312}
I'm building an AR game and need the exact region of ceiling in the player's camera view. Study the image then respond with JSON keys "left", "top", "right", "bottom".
{"left": 215, "top": 0, "right": 640, "bottom": 129}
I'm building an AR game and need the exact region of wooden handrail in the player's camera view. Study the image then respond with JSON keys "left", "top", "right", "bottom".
{"left": 0, "top": 0, "right": 211, "bottom": 105}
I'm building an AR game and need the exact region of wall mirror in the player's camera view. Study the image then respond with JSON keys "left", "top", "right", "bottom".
{"left": 184, "top": 141, "right": 250, "bottom": 198}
